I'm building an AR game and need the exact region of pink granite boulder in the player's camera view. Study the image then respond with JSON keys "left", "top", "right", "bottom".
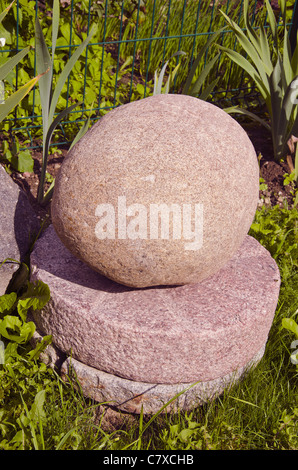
{"left": 51, "top": 94, "right": 259, "bottom": 288}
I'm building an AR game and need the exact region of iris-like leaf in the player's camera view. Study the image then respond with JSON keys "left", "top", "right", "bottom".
{"left": 48, "top": 26, "right": 96, "bottom": 125}
{"left": 153, "top": 51, "right": 186, "bottom": 95}
{"left": 182, "top": 27, "right": 225, "bottom": 95}
{"left": 0, "top": 46, "right": 31, "bottom": 81}
{"left": 0, "top": 73, "right": 45, "bottom": 122}
{"left": 0, "top": 0, "right": 15, "bottom": 24}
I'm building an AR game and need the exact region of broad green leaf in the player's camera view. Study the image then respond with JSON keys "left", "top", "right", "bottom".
{"left": 0, "top": 292, "right": 17, "bottom": 315}
{"left": 29, "top": 390, "right": 46, "bottom": 422}
{"left": 0, "top": 46, "right": 30, "bottom": 81}
{"left": 0, "top": 315, "right": 35, "bottom": 343}
{"left": 0, "top": 74, "right": 43, "bottom": 122}
{"left": 11, "top": 149, "right": 34, "bottom": 173}
{"left": 48, "top": 26, "right": 95, "bottom": 125}
{"left": 17, "top": 280, "right": 50, "bottom": 321}
{"left": 282, "top": 318, "right": 298, "bottom": 338}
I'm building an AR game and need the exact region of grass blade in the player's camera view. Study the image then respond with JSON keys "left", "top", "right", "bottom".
{"left": 0, "top": 46, "right": 30, "bottom": 81}
{"left": 121, "top": 381, "right": 200, "bottom": 450}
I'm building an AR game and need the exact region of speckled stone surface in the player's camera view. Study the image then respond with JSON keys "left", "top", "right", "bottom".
{"left": 61, "top": 346, "right": 265, "bottom": 414}
{"left": 30, "top": 225, "right": 280, "bottom": 385}
{"left": 0, "top": 166, "right": 39, "bottom": 294}
{"left": 51, "top": 94, "right": 259, "bottom": 288}
{"left": 59, "top": 345, "right": 265, "bottom": 414}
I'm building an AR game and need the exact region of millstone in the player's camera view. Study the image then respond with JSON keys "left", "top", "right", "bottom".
{"left": 30, "top": 225, "right": 280, "bottom": 406}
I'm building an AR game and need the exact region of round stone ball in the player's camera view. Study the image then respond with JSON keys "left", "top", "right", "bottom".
{"left": 51, "top": 94, "right": 259, "bottom": 288}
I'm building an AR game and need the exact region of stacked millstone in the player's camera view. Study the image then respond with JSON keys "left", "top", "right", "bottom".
{"left": 30, "top": 94, "right": 281, "bottom": 414}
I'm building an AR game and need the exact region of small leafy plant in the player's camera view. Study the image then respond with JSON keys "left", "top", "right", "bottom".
{"left": 0, "top": 269, "right": 50, "bottom": 348}
{"left": 35, "top": 0, "right": 95, "bottom": 205}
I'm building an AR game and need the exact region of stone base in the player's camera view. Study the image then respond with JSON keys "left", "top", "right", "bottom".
{"left": 30, "top": 225, "right": 280, "bottom": 413}
{"left": 31, "top": 327, "right": 265, "bottom": 415}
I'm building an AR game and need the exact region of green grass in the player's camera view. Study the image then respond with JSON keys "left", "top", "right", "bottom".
{"left": 0, "top": 199, "right": 298, "bottom": 450}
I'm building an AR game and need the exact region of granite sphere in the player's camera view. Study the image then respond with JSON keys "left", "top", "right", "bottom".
{"left": 51, "top": 94, "right": 259, "bottom": 287}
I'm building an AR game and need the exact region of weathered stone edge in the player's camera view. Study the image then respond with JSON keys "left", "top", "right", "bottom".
{"left": 30, "top": 326, "right": 265, "bottom": 414}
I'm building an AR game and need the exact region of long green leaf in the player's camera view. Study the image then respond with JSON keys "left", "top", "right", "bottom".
{"left": 199, "top": 76, "right": 219, "bottom": 101}
{"left": 0, "top": 0, "right": 15, "bottom": 24}
{"left": 269, "top": 58, "right": 284, "bottom": 157}
{"left": 258, "top": 24, "right": 274, "bottom": 76}
{"left": 220, "top": 9, "right": 267, "bottom": 79}
{"left": 188, "top": 53, "right": 219, "bottom": 96}
{"left": 0, "top": 46, "right": 30, "bottom": 81}
{"left": 0, "top": 74, "right": 43, "bottom": 122}
{"left": 48, "top": 26, "right": 95, "bottom": 124}
{"left": 283, "top": 26, "right": 293, "bottom": 86}
{"left": 291, "top": 31, "right": 298, "bottom": 77}
{"left": 69, "top": 115, "right": 92, "bottom": 151}
{"left": 182, "top": 27, "right": 225, "bottom": 95}
{"left": 264, "top": 0, "right": 278, "bottom": 47}
{"left": 51, "top": 0, "right": 60, "bottom": 60}
{"left": 243, "top": 0, "right": 271, "bottom": 74}
{"left": 218, "top": 46, "right": 269, "bottom": 100}
{"left": 35, "top": 14, "right": 52, "bottom": 136}
{"left": 224, "top": 106, "right": 271, "bottom": 131}
{"left": 38, "top": 101, "right": 83, "bottom": 204}
{"left": 153, "top": 51, "right": 186, "bottom": 95}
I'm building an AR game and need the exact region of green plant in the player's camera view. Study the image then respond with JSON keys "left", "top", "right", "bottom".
{"left": 221, "top": 0, "right": 298, "bottom": 170}
{"left": 181, "top": 27, "right": 225, "bottom": 99}
{"left": 0, "top": 0, "right": 44, "bottom": 123}
{"left": 35, "top": 0, "right": 95, "bottom": 205}
{"left": 1, "top": 135, "right": 34, "bottom": 172}
{"left": 153, "top": 51, "right": 186, "bottom": 95}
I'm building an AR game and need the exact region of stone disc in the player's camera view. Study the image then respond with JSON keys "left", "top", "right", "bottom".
{"left": 30, "top": 225, "right": 280, "bottom": 385}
